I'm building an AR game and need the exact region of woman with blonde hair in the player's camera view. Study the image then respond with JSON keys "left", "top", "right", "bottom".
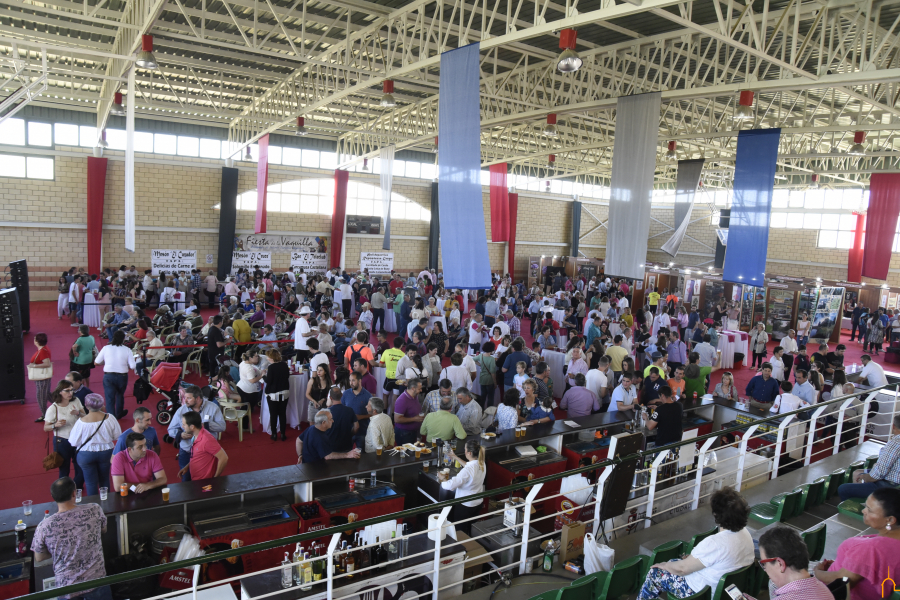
{"left": 44, "top": 380, "right": 85, "bottom": 486}
{"left": 236, "top": 348, "right": 263, "bottom": 407}
{"left": 713, "top": 372, "right": 739, "bottom": 401}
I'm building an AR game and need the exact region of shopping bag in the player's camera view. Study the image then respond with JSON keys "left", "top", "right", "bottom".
{"left": 559, "top": 474, "right": 593, "bottom": 506}
{"left": 583, "top": 532, "right": 615, "bottom": 574}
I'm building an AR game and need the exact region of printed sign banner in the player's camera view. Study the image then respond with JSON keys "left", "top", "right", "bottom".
{"left": 234, "top": 234, "right": 327, "bottom": 253}
{"left": 231, "top": 251, "right": 271, "bottom": 273}
{"left": 811, "top": 286, "right": 845, "bottom": 344}
{"left": 360, "top": 252, "right": 394, "bottom": 273}
{"left": 151, "top": 249, "right": 197, "bottom": 275}
{"left": 290, "top": 252, "right": 329, "bottom": 276}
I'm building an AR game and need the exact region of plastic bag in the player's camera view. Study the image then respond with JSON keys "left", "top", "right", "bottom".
{"left": 560, "top": 474, "right": 593, "bottom": 507}
{"left": 583, "top": 532, "right": 615, "bottom": 574}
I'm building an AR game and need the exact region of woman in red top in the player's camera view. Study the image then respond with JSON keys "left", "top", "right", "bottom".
{"left": 30, "top": 332, "right": 52, "bottom": 422}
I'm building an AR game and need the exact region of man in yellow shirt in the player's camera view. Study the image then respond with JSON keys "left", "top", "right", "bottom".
{"left": 604, "top": 335, "right": 629, "bottom": 380}
{"left": 232, "top": 310, "right": 251, "bottom": 343}
{"left": 379, "top": 336, "right": 406, "bottom": 403}
{"left": 648, "top": 287, "right": 660, "bottom": 310}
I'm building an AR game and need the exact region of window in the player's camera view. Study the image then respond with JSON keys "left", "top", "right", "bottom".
{"left": 0, "top": 154, "right": 53, "bottom": 179}
{"left": 229, "top": 178, "right": 430, "bottom": 221}
{"left": 817, "top": 211, "right": 858, "bottom": 249}
{"left": 79, "top": 126, "right": 96, "bottom": 148}
{"left": 177, "top": 136, "right": 199, "bottom": 157}
{"left": 28, "top": 122, "right": 52, "bottom": 146}
{"left": 0, "top": 118, "right": 26, "bottom": 145}
{"left": 154, "top": 134, "right": 176, "bottom": 154}
{"left": 54, "top": 123, "right": 79, "bottom": 146}
{"left": 199, "top": 138, "right": 221, "bottom": 159}
{"left": 107, "top": 129, "right": 127, "bottom": 150}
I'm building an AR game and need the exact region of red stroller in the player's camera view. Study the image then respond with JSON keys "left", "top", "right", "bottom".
{"left": 149, "top": 362, "right": 184, "bottom": 426}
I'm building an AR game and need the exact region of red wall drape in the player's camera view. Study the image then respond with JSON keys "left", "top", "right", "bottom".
{"left": 862, "top": 173, "right": 900, "bottom": 280}
{"left": 331, "top": 169, "right": 349, "bottom": 268}
{"left": 508, "top": 193, "right": 518, "bottom": 277}
{"left": 254, "top": 134, "right": 269, "bottom": 234}
{"left": 86, "top": 156, "right": 108, "bottom": 275}
{"left": 489, "top": 163, "right": 509, "bottom": 242}
{"left": 847, "top": 212, "right": 866, "bottom": 283}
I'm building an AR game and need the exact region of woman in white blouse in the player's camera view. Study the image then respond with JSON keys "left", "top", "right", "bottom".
{"left": 441, "top": 439, "right": 487, "bottom": 534}
{"left": 43, "top": 380, "right": 86, "bottom": 487}
{"left": 237, "top": 348, "right": 264, "bottom": 407}
{"left": 94, "top": 330, "right": 136, "bottom": 418}
{"left": 69, "top": 393, "right": 122, "bottom": 496}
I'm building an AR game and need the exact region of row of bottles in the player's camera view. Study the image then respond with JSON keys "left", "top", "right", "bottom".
{"left": 281, "top": 526, "right": 408, "bottom": 589}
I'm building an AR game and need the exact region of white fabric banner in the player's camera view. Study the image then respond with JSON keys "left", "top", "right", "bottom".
{"left": 290, "top": 252, "right": 328, "bottom": 276}
{"left": 124, "top": 68, "right": 135, "bottom": 252}
{"left": 606, "top": 92, "right": 661, "bottom": 280}
{"left": 231, "top": 251, "right": 271, "bottom": 273}
{"left": 361, "top": 252, "right": 394, "bottom": 273}
{"left": 151, "top": 250, "right": 197, "bottom": 275}
{"left": 661, "top": 159, "right": 705, "bottom": 257}
{"left": 380, "top": 145, "right": 395, "bottom": 250}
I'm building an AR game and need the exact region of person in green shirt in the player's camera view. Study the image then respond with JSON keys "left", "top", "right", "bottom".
{"left": 70, "top": 325, "right": 97, "bottom": 387}
{"left": 379, "top": 336, "right": 406, "bottom": 403}
{"left": 419, "top": 397, "right": 467, "bottom": 443}
{"left": 683, "top": 353, "right": 707, "bottom": 401}
{"left": 393, "top": 290, "right": 404, "bottom": 315}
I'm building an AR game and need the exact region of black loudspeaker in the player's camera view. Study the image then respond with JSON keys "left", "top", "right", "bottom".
{"left": 599, "top": 432, "right": 645, "bottom": 520}
{"left": 8, "top": 259, "right": 29, "bottom": 333}
{"left": 0, "top": 287, "right": 26, "bottom": 403}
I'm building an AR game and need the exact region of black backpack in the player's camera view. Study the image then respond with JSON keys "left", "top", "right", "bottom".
{"left": 349, "top": 344, "right": 365, "bottom": 367}
{"left": 133, "top": 377, "right": 151, "bottom": 404}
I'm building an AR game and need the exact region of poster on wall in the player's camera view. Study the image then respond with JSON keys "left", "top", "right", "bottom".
{"left": 151, "top": 249, "right": 197, "bottom": 275}
{"left": 289, "top": 252, "right": 328, "bottom": 276}
{"left": 704, "top": 281, "right": 724, "bottom": 319}
{"left": 740, "top": 286, "right": 755, "bottom": 330}
{"left": 234, "top": 234, "right": 327, "bottom": 253}
{"left": 360, "top": 252, "right": 394, "bottom": 273}
{"left": 231, "top": 251, "right": 271, "bottom": 273}
{"left": 528, "top": 257, "right": 540, "bottom": 289}
{"left": 810, "top": 286, "right": 845, "bottom": 344}
{"left": 753, "top": 288, "right": 767, "bottom": 328}
{"left": 766, "top": 288, "right": 795, "bottom": 340}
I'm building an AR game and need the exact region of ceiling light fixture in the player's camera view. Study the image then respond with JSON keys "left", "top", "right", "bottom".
{"left": 244, "top": 146, "right": 252, "bottom": 161}
{"left": 733, "top": 90, "right": 754, "bottom": 121}
{"left": 556, "top": 29, "right": 583, "bottom": 73}
{"left": 361, "top": 158, "right": 370, "bottom": 171}
{"left": 545, "top": 180, "right": 551, "bottom": 192}
{"left": 380, "top": 80, "right": 396, "bottom": 107}
{"left": 848, "top": 131, "right": 866, "bottom": 156}
{"left": 809, "top": 173, "right": 820, "bottom": 189}
{"left": 97, "top": 129, "right": 108, "bottom": 149}
{"left": 110, "top": 91, "right": 125, "bottom": 116}
{"left": 548, "top": 154, "right": 556, "bottom": 170}
{"left": 665, "top": 140, "right": 676, "bottom": 160}
{"left": 135, "top": 34, "right": 158, "bottom": 69}
{"left": 543, "top": 113, "right": 558, "bottom": 137}
{"left": 295, "top": 116, "right": 307, "bottom": 136}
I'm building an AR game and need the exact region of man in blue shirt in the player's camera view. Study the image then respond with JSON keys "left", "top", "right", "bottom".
{"left": 65, "top": 371, "right": 94, "bottom": 403}
{"left": 745, "top": 363, "right": 781, "bottom": 410}
{"left": 399, "top": 294, "right": 412, "bottom": 341}
{"left": 342, "top": 373, "right": 372, "bottom": 452}
{"left": 326, "top": 388, "right": 358, "bottom": 453}
{"left": 296, "top": 409, "right": 360, "bottom": 463}
{"left": 793, "top": 369, "right": 817, "bottom": 406}
{"left": 686, "top": 307, "right": 700, "bottom": 347}
{"left": 113, "top": 407, "right": 161, "bottom": 456}
{"left": 586, "top": 315, "right": 603, "bottom": 348}
{"left": 501, "top": 339, "right": 532, "bottom": 392}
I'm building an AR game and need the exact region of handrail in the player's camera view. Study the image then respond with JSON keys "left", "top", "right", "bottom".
{"left": 17, "top": 382, "right": 896, "bottom": 600}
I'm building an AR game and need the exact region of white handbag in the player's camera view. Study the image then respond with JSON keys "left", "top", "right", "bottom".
{"left": 27, "top": 363, "right": 53, "bottom": 381}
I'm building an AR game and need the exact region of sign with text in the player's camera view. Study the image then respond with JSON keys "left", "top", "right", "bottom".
{"left": 231, "top": 251, "right": 271, "bottom": 273}
{"left": 151, "top": 249, "right": 197, "bottom": 275}
{"left": 360, "top": 252, "right": 394, "bottom": 273}
{"left": 234, "top": 234, "right": 327, "bottom": 254}
{"left": 290, "top": 252, "right": 329, "bottom": 276}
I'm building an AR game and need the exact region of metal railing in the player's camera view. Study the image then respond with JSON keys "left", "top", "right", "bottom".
{"left": 19, "top": 383, "right": 898, "bottom": 600}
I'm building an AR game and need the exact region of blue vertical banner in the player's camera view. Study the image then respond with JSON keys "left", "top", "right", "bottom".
{"left": 723, "top": 129, "right": 781, "bottom": 285}
{"left": 438, "top": 43, "right": 492, "bottom": 289}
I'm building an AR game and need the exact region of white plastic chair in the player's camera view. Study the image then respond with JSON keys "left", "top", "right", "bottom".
{"left": 220, "top": 400, "right": 253, "bottom": 441}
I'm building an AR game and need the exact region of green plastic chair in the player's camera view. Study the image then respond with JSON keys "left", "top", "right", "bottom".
{"left": 749, "top": 489, "right": 802, "bottom": 526}
{"left": 667, "top": 587, "right": 711, "bottom": 600}
{"left": 770, "top": 489, "right": 805, "bottom": 520}
{"left": 824, "top": 468, "right": 846, "bottom": 499}
{"left": 587, "top": 554, "right": 645, "bottom": 600}
{"left": 845, "top": 460, "right": 866, "bottom": 484}
{"left": 837, "top": 497, "right": 866, "bottom": 521}
{"left": 713, "top": 563, "right": 761, "bottom": 599}
{"left": 801, "top": 522, "right": 827, "bottom": 561}
{"left": 559, "top": 574, "right": 596, "bottom": 600}
{"left": 685, "top": 525, "right": 718, "bottom": 554}
{"left": 793, "top": 476, "right": 828, "bottom": 510}
{"left": 637, "top": 539, "right": 685, "bottom": 579}
{"left": 864, "top": 454, "right": 879, "bottom": 470}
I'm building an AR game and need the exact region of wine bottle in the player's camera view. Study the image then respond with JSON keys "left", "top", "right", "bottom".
{"left": 374, "top": 536, "right": 388, "bottom": 572}
{"left": 300, "top": 552, "right": 312, "bottom": 591}
{"left": 339, "top": 540, "right": 347, "bottom": 572}
{"left": 346, "top": 544, "right": 356, "bottom": 576}
{"left": 312, "top": 548, "right": 323, "bottom": 581}
{"left": 357, "top": 535, "right": 371, "bottom": 571}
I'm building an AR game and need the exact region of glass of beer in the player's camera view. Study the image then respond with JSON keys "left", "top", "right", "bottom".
{"left": 162, "top": 488, "right": 170, "bottom": 502}
{"left": 415, "top": 446, "right": 422, "bottom": 458}
{"left": 376, "top": 444, "right": 383, "bottom": 456}
{"left": 423, "top": 461, "right": 430, "bottom": 473}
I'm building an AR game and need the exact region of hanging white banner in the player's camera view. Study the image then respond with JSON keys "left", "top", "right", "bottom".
{"left": 360, "top": 252, "right": 394, "bottom": 273}
{"left": 290, "top": 252, "right": 329, "bottom": 276}
{"left": 231, "top": 251, "right": 272, "bottom": 273}
{"left": 234, "top": 234, "right": 327, "bottom": 253}
{"left": 150, "top": 250, "right": 197, "bottom": 275}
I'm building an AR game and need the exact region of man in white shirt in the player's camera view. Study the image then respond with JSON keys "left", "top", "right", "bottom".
{"left": 770, "top": 381, "right": 811, "bottom": 414}
{"left": 770, "top": 346, "right": 786, "bottom": 382}
{"left": 339, "top": 281, "right": 353, "bottom": 317}
{"left": 608, "top": 373, "right": 637, "bottom": 412}
{"left": 454, "top": 343, "right": 477, "bottom": 382}
{"left": 440, "top": 353, "right": 472, "bottom": 391}
{"left": 780, "top": 329, "right": 799, "bottom": 377}
{"left": 793, "top": 369, "right": 817, "bottom": 406}
{"left": 694, "top": 335, "right": 719, "bottom": 368}
{"left": 652, "top": 310, "right": 671, "bottom": 337}
{"left": 294, "top": 306, "right": 316, "bottom": 362}
{"left": 586, "top": 356, "right": 610, "bottom": 406}
{"left": 858, "top": 354, "right": 888, "bottom": 387}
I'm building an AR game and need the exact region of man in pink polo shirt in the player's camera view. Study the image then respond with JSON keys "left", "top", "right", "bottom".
{"left": 178, "top": 411, "right": 228, "bottom": 481}
{"left": 111, "top": 432, "right": 167, "bottom": 494}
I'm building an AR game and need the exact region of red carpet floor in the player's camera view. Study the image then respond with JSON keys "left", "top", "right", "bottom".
{"left": 3, "top": 301, "right": 886, "bottom": 509}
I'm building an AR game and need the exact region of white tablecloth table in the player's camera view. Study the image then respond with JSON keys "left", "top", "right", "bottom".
{"left": 83, "top": 293, "right": 102, "bottom": 328}
{"left": 428, "top": 315, "right": 448, "bottom": 335}
{"left": 541, "top": 349, "right": 566, "bottom": 399}
{"left": 609, "top": 322, "right": 622, "bottom": 338}
{"left": 173, "top": 292, "right": 186, "bottom": 313}
{"left": 384, "top": 308, "right": 397, "bottom": 332}
{"left": 436, "top": 299, "right": 446, "bottom": 313}
{"left": 717, "top": 332, "right": 736, "bottom": 369}
{"left": 841, "top": 317, "right": 852, "bottom": 331}
{"left": 333, "top": 290, "right": 356, "bottom": 319}
{"left": 723, "top": 330, "right": 749, "bottom": 367}
{"left": 260, "top": 372, "right": 310, "bottom": 433}
{"left": 552, "top": 309, "right": 567, "bottom": 323}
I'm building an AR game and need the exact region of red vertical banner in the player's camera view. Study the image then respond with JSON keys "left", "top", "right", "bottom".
{"left": 489, "top": 163, "right": 509, "bottom": 242}
{"left": 254, "top": 134, "right": 269, "bottom": 234}
{"left": 847, "top": 212, "right": 866, "bottom": 283}
{"left": 331, "top": 169, "right": 349, "bottom": 268}
{"left": 862, "top": 173, "right": 900, "bottom": 280}
{"left": 508, "top": 193, "right": 518, "bottom": 278}
{"left": 86, "top": 156, "right": 108, "bottom": 275}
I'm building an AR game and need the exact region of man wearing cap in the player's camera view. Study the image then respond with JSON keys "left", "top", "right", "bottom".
{"left": 294, "top": 306, "right": 316, "bottom": 363}
{"left": 644, "top": 351, "right": 667, "bottom": 378}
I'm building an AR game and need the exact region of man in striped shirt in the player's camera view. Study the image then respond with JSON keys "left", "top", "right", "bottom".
{"left": 838, "top": 415, "right": 900, "bottom": 501}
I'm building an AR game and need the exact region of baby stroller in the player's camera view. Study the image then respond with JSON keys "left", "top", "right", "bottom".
{"left": 149, "top": 362, "right": 184, "bottom": 426}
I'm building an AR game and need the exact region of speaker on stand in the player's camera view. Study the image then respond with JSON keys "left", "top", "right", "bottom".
{"left": 8, "top": 260, "right": 29, "bottom": 333}
{"left": 0, "top": 287, "right": 26, "bottom": 403}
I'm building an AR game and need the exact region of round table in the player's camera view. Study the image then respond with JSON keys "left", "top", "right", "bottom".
{"left": 83, "top": 293, "right": 102, "bottom": 328}
{"left": 552, "top": 309, "right": 567, "bottom": 323}
{"left": 540, "top": 349, "right": 566, "bottom": 399}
